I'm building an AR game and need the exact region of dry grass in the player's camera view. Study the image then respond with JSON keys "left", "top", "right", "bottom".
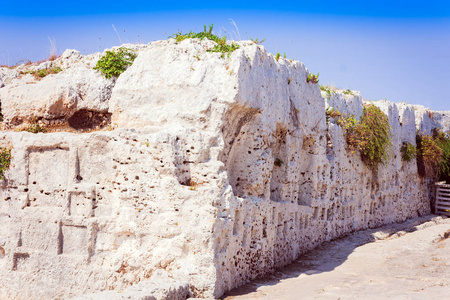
{"left": 48, "top": 53, "right": 59, "bottom": 61}
{"left": 11, "top": 120, "right": 109, "bottom": 134}
{"left": 1, "top": 54, "right": 61, "bottom": 69}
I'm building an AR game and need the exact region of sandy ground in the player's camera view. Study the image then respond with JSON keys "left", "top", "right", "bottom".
{"left": 223, "top": 215, "right": 450, "bottom": 300}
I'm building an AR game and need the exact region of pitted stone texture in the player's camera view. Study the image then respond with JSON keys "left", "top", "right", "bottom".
{"left": 0, "top": 65, "right": 113, "bottom": 126}
{"left": 414, "top": 104, "right": 450, "bottom": 135}
{"left": 70, "top": 270, "right": 190, "bottom": 300}
{"left": 0, "top": 67, "right": 19, "bottom": 88}
{"left": 109, "top": 39, "right": 240, "bottom": 131}
{"left": 325, "top": 89, "right": 363, "bottom": 120}
{"left": 0, "top": 40, "right": 447, "bottom": 300}
{"left": 0, "top": 130, "right": 217, "bottom": 299}
{"left": 0, "top": 43, "right": 149, "bottom": 128}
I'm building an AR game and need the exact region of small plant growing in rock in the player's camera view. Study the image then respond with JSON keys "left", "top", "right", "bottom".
{"left": 249, "top": 37, "right": 266, "bottom": 44}
{"left": 400, "top": 142, "right": 417, "bottom": 162}
{"left": 189, "top": 180, "right": 199, "bottom": 191}
{"left": 22, "top": 66, "right": 62, "bottom": 80}
{"left": 170, "top": 24, "right": 240, "bottom": 58}
{"left": 208, "top": 39, "right": 240, "bottom": 58}
{"left": 302, "top": 134, "right": 316, "bottom": 150}
{"left": 275, "top": 52, "right": 281, "bottom": 61}
{"left": 333, "top": 104, "right": 391, "bottom": 171}
{"left": 320, "top": 85, "right": 333, "bottom": 99}
{"left": 25, "top": 122, "right": 47, "bottom": 133}
{"left": 274, "top": 158, "right": 283, "bottom": 167}
{"left": 0, "top": 147, "right": 12, "bottom": 180}
{"left": 325, "top": 107, "right": 342, "bottom": 125}
{"left": 94, "top": 47, "right": 137, "bottom": 79}
{"left": 343, "top": 89, "right": 354, "bottom": 96}
{"left": 36, "top": 66, "right": 62, "bottom": 78}
{"left": 307, "top": 72, "right": 319, "bottom": 84}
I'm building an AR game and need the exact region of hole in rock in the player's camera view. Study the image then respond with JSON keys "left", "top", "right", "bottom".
{"left": 68, "top": 109, "right": 111, "bottom": 131}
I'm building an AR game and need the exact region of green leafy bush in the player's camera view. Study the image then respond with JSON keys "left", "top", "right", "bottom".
{"left": 170, "top": 24, "right": 240, "bottom": 58}
{"left": 400, "top": 142, "right": 417, "bottom": 162}
{"left": 307, "top": 72, "right": 319, "bottom": 84}
{"left": 437, "top": 136, "right": 450, "bottom": 182}
{"left": 416, "top": 129, "right": 450, "bottom": 181}
{"left": 353, "top": 105, "right": 392, "bottom": 170}
{"left": 0, "top": 147, "right": 12, "bottom": 180}
{"left": 94, "top": 47, "right": 137, "bottom": 79}
{"left": 332, "top": 104, "right": 391, "bottom": 171}
{"left": 417, "top": 134, "right": 442, "bottom": 179}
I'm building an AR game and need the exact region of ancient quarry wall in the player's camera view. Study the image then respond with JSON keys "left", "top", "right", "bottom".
{"left": 0, "top": 39, "right": 448, "bottom": 299}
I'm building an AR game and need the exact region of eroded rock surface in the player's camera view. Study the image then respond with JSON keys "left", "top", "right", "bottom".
{"left": 0, "top": 39, "right": 449, "bottom": 299}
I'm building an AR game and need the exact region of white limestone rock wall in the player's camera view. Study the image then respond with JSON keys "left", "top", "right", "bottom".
{"left": 0, "top": 39, "right": 440, "bottom": 299}
{"left": 413, "top": 104, "right": 450, "bottom": 135}
{"left": 210, "top": 76, "right": 430, "bottom": 295}
{"left": 0, "top": 44, "right": 149, "bottom": 128}
{"left": 0, "top": 130, "right": 218, "bottom": 299}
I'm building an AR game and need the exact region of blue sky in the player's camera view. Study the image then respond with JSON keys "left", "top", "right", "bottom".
{"left": 1, "top": 1, "right": 449, "bottom": 110}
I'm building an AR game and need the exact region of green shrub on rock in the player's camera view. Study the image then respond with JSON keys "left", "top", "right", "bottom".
{"left": 94, "top": 47, "right": 137, "bottom": 79}
{"left": 170, "top": 24, "right": 240, "bottom": 58}
{"left": 354, "top": 104, "right": 392, "bottom": 170}
{"left": 0, "top": 147, "right": 12, "bottom": 180}
{"left": 331, "top": 104, "right": 391, "bottom": 172}
{"left": 417, "top": 128, "right": 450, "bottom": 181}
{"left": 400, "top": 142, "right": 417, "bottom": 162}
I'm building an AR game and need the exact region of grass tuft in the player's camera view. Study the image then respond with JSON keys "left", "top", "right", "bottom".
{"left": 249, "top": 37, "right": 266, "bottom": 44}
{"left": 0, "top": 147, "right": 12, "bottom": 180}
{"left": 275, "top": 52, "right": 281, "bottom": 61}
{"left": 401, "top": 142, "right": 417, "bottom": 162}
{"left": 25, "top": 123, "right": 47, "bottom": 133}
{"left": 307, "top": 72, "right": 319, "bottom": 84}
{"left": 170, "top": 24, "right": 240, "bottom": 58}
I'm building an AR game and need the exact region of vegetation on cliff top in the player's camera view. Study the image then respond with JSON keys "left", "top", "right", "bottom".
{"left": 94, "top": 47, "right": 137, "bottom": 79}
{"left": 327, "top": 104, "right": 392, "bottom": 172}
{"left": 21, "top": 66, "right": 62, "bottom": 80}
{"left": 327, "top": 103, "right": 450, "bottom": 181}
{"left": 307, "top": 72, "right": 319, "bottom": 84}
{"left": 170, "top": 24, "right": 240, "bottom": 58}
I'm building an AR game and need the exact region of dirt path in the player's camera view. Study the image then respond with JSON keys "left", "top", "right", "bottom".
{"left": 224, "top": 215, "right": 450, "bottom": 300}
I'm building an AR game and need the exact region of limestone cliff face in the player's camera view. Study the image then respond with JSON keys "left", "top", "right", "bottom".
{"left": 0, "top": 39, "right": 449, "bottom": 299}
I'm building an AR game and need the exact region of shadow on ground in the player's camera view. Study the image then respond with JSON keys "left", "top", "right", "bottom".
{"left": 223, "top": 214, "right": 444, "bottom": 299}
